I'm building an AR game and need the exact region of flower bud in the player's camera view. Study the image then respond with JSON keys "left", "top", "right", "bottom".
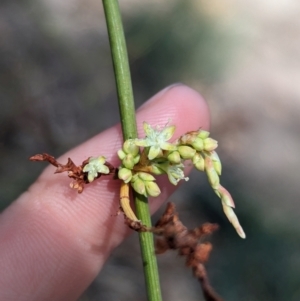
{"left": 150, "top": 164, "right": 165, "bottom": 175}
{"left": 133, "top": 154, "right": 140, "bottom": 164}
{"left": 193, "top": 153, "right": 205, "bottom": 171}
{"left": 117, "top": 149, "right": 126, "bottom": 160}
{"left": 145, "top": 181, "right": 161, "bottom": 197}
{"left": 178, "top": 145, "right": 196, "bottom": 159}
{"left": 131, "top": 178, "right": 146, "bottom": 195}
{"left": 209, "top": 151, "right": 222, "bottom": 175}
{"left": 214, "top": 189, "right": 221, "bottom": 198}
{"left": 123, "top": 139, "right": 139, "bottom": 156}
{"left": 221, "top": 201, "right": 246, "bottom": 239}
{"left": 122, "top": 154, "right": 135, "bottom": 170}
{"left": 217, "top": 185, "right": 235, "bottom": 208}
{"left": 203, "top": 138, "right": 218, "bottom": 151}
{"left": 205, "top": 156, "right": 220, "bottom": 189}
{"left": 179, "top": 131, "right": 198, "bottom": 144}
{"left": 167, "top": 151, "right": 181, "bottom": 164}
{"left": 118, "top": 168, "right": 132, "bottom": 183}
{"left": 191, "top": 137, "right": 204, "bottom": 151}
{"left": 197, "top": 130, "right": 210, "bottom": 139}
{"left": 138, "top": 172, "right": 155, "bottom": 182}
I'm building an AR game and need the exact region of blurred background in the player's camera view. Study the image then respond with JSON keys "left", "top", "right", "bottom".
{"left": 1, "top": 0, "right": 300, "bottom": 300}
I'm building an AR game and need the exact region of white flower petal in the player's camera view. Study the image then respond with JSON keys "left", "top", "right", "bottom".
{"left": 160, "top": 125, "right": 175, "bottom": 141}
{"left": 143, "top": 122, "right": 153, "bottom": 137}
{"left": 134, "top": 138, "right": 150, "bottom": 147}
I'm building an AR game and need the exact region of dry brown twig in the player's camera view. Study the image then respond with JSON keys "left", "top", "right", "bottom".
{"left": 151, "top": 202, "right": 224, "bottom": 301}
{"left": 29, "top": 153, "right": 115, "bottom": 193}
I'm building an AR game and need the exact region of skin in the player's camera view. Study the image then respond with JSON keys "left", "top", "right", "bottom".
{"left": 0, "top": 84, "right": 210, "bottom": 301}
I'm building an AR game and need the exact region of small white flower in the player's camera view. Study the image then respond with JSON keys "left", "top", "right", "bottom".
{"left": 83, "top": 156, "right": 110, "bottom": 182}
{"left": 135, "top": 122, "right": 177, "bottom": 160}
{"left": 155, "top": 162, "right": 189, "bottom": 186}
{"left": 166, "top": 163, "right": 189, "bottom": 185}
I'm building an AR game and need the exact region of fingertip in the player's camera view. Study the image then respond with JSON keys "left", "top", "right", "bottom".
{"left": 137, "top": 84, "right": 210, "bottom": 136}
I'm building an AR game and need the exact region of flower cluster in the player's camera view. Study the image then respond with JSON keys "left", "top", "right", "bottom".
{"left": 30, "top": 121, "right": 245, "bottom": 239}
{"left": 117, "top": 121, "right": 245, "bottom": 238}
{"left": 177, "top": 130, "right": 245, "bottom": 239}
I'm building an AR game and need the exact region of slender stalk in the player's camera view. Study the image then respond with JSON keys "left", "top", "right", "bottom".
{"left": 102, "top": 0, "right": 136, "bottom": 140}
{"left": 102, "top": 1, "right": 162, "bottom": 301}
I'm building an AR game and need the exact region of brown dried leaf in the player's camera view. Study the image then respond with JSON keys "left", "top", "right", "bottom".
{"left": 30, "top": 153, "right": 59, "bottom": 167}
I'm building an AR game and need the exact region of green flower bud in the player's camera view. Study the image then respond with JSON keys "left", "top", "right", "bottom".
{"left": 178, "top": 145, "right": 196, "bottom": 159}
{"left": 193, "top": 153, "right": 205, "bottom": 171}
{"left": 150, "top": 164, "right": 165, "bottom": 175}
{"left": 197, "top": 130, "right": 210, "bottom": 139}
{"left": 118, "top": 168, "right": 133, "bottom": 183}
{"left": 133, "top": 154, "right": 140, "bottom": 164}
{"left": 205, "top": 156, "right": 220, "bottom": 189}
{"left": 167, "top": 151, "right": 181, "bottom": 164}
{"left": 138, "top": 172, "right": 155, "bottom": 182}
{"left": 209, "top": 151, "right": 222, "bottom": 175}
{"left": 221, "top": 201, "right": 246, "bottom": 239}
{"left": 122, "top": 154, "right": 135, "bottom": 170}
{"left": 217, "top": 185, "right": 235, "bottom": 208}
{"left": 203, "top": 138, "right": 218, "bottom": 151}
{"left": 214, "top": 189, "right": 221, "bottom": 198}
{"left": 117, "top": 149, "right": 126, "bottom": 160}
{"left": 145, "top": 181, "right": 161, "bottom": 197}
{"left": 123, "top": 139, "right": 139, "bottom": 156}
{"left": 131, "top": 178, "right": 146, "bottom": 195}
{"left": 191, "top": 137, "right": 204, "bottom": 151}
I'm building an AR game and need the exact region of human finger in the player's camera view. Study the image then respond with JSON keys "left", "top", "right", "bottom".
{"left": 0, "top": 84, "right": 210, "bottom": 301}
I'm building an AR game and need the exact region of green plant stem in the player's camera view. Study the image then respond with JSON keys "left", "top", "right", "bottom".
{"left": 102, "top": 1, "right": 162, "bottom": 301}
{"left": 102, "top": 0, "right": 136, "bottom": 140}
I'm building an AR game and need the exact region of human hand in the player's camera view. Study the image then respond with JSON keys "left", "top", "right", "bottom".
{"left": 0, "top": 84, "right": 210, "bottom": 301}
